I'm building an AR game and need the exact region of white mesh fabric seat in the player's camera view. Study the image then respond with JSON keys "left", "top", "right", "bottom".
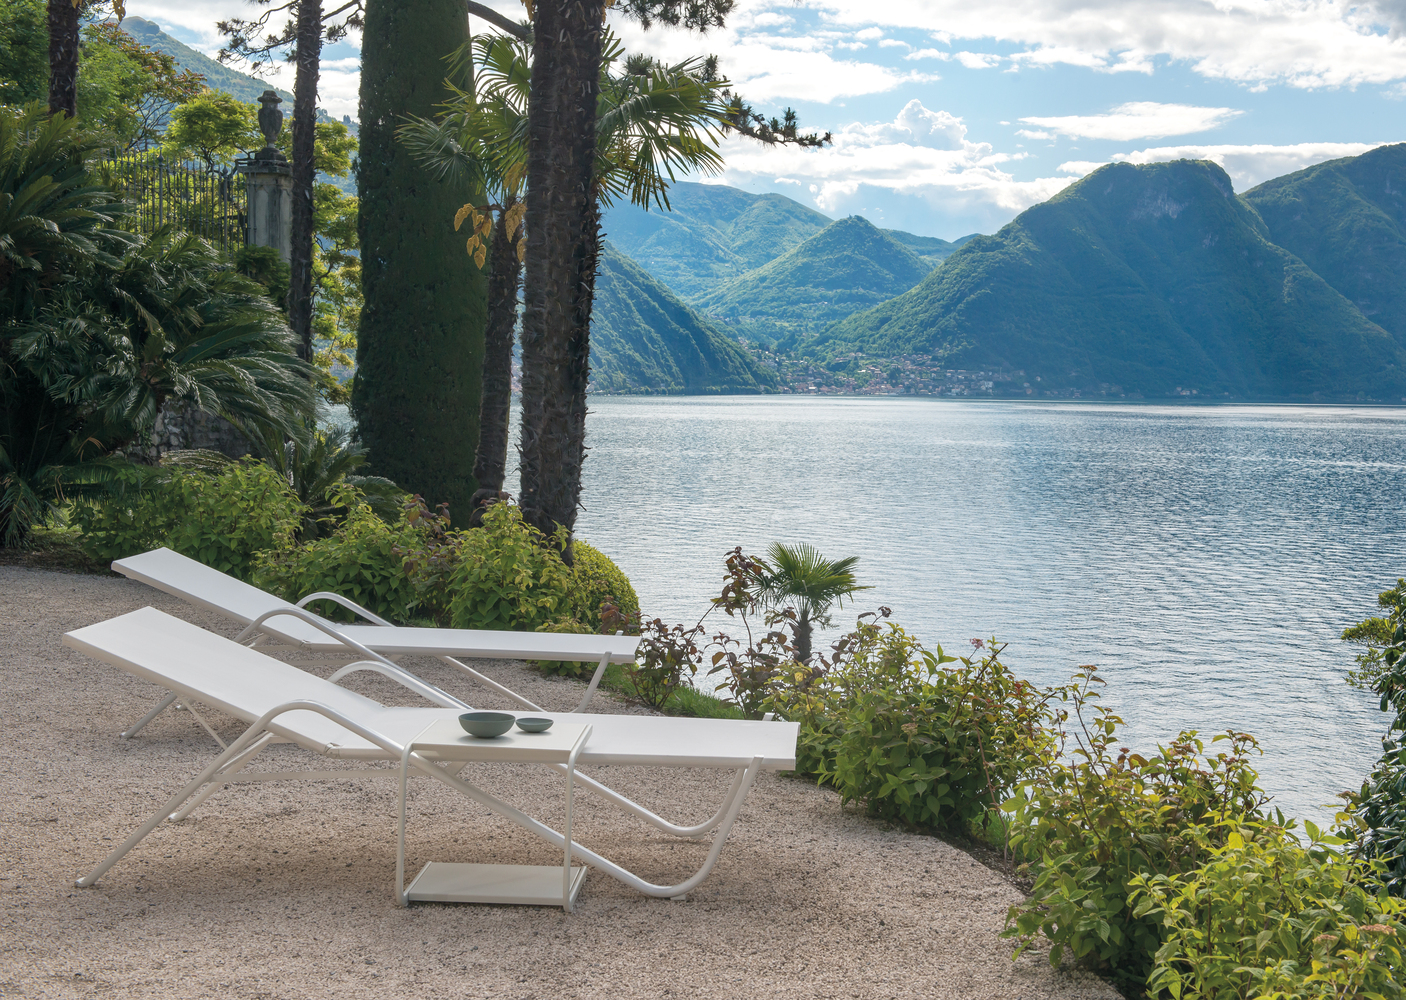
{"left": 66, "top": 607, "right": 798, "bottom": 903}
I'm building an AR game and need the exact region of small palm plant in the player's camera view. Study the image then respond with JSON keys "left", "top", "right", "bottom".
{"left": 758, "top": 543, "right": 871, "bottom": 664}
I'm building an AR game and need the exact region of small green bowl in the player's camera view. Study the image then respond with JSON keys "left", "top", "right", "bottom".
{"left": 459, "top": 712, "right": 515, "bottom": 738}
{"left": 515, "top": 717, "right": 554, "bottom": 733}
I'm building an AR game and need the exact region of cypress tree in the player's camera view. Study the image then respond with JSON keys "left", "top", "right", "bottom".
{"left": 354, "top": 0, "right": 485, "bottom": 523}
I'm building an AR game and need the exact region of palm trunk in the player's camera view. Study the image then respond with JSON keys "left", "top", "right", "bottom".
{"left": 795, "top": 610, "right": 813, "bottom": 664}
{"left": 46, "top": 0, "right": 79, "bottom": 118}
{"left": 288, "top": 0, "right": 322, "bottom": 364}
{"left": 474, "top": 195, "right": 522, "bottom": 492}
{"left": 519, "top": 0, "right": 603, "bottom": 564}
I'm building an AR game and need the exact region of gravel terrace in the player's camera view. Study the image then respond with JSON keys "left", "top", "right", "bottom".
{"left": 0, "top": 565, "right": 1119, "bottom": 1000}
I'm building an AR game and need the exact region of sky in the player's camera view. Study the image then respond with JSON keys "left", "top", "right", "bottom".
{"left": 127, "top": 0, "right": 1406, "bottom": 239}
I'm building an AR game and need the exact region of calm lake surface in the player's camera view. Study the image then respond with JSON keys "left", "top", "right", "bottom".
{"left": 335, "top": 397, "right": 1406, "bottom": 824}
{"left": 563, "top": 397, "right": 1406, "bottom": 825}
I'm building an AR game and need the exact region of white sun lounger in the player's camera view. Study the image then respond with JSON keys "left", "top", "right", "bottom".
{"left": 111, "top": 547, "right": 641, "bottom": 717}
{"left": 64, "top": 607, "right": 798, "bottom": 905}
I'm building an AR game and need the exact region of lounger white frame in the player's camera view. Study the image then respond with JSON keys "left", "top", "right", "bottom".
{"left": 65, "top": 607, "right": 798, "bottom": 903}
{"left": 111, "top": 547, "right": 641, "bottom": 725}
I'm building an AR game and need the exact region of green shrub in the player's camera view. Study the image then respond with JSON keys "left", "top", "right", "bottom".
{"left": 1132, "top": 822, "right": 1406, "bottom": 1000}
{"left": 765, "top": 623, "right": 1058, "bottom": 835}
{"left": 571, "top": 540, "right": 639, "bottom": 630}
{"left": 445, "top": 502, "right": 577, "bottom": 631}
{"left": 250, "top": 487, "right": 425, "bottom": 622}
{"left": 1002, "top": 673, "right": 1269, "bottom": 987}
{"left": 73, "top": 460, "right": 301, "bottom": 579}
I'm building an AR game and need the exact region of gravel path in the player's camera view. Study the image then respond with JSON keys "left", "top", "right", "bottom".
{"left": 0, "top": 565, "right": 1119, "bottom": 1000}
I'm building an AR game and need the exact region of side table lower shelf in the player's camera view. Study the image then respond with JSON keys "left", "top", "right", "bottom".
{"left": 405, "top": 862, "right": 588, "bottom": 907}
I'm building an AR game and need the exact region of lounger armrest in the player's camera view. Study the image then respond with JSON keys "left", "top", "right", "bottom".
{"left": 235, "top": 607, "right": 469, "bottom": 711}
{"left": 330, "top": 660, "right": 473, "bottom": 710}
{"left": 295, "top": 591, "right": 395, "bottom": 627}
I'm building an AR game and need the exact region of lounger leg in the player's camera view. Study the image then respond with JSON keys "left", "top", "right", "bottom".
{"left": 556, "top": 765, "right": 748, "bottom": 838}
{"left": 167, "top": 738, "right": 271, "bottom": 822}
{"left": 437, "top": 656, "right": 544, "bottom": 712}
{"left": 407, "top": 753, "right": 765, "bottom": 899}
{"left": 76, "top": 730, "right": 277, "bottom": 888}
{"left": 121, "top": 691, "right": 179, "bottom": 739}
{"left": 572, "top": 653, "right": 613, "bottom": 713}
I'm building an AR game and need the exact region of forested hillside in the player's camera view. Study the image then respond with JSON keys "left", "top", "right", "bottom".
{"left": 589, "top": 242, "right": 779, "bottom": 394}
{"left": 821, "top": 158, "right": 1406, "bottom": 401}
{"left": 1243, "top": 143, "right": 1406, "bottom": 340}
{"left": 693, "top": 216, "right": 934, "bottom": 347}
{"left": 603, "top": 182, "right": 834, "bottom": 299}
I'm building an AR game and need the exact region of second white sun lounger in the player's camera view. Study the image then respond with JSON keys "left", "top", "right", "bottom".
{"left": 111, "top": 547, "right": 640, "bottom": 715}
{"left": 65, "top": 607, "right": 797, "bottom": 906}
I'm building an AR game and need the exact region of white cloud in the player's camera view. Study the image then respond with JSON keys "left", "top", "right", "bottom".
{"left": 904, "top": 48, "right": 950, "bottom": 60}
{"left": 1020, "top": 102, "right": 1242, "bottom": 141}
{"left": 1015, "top": 128, "right": 1054, "bottom": 140}
{"left": 1057, "top": 140, "right": 1391, "bottom": 190}
{"left": 953, "top": 50, "right": 1002, "bottom": 68}
{"left": 879, "top": 38, "right": 910, "bottom": 47}
{"left": 713, "top": 100, "right": 1075, "bottom": 225}
{"left": 855, "top": 26, "right": 885, "bottom": 39}
{"left": 806, "top": 0, "right": 1406, "bottom": 89}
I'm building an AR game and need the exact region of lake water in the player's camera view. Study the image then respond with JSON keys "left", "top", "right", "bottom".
{"left": 335, "top": 398, "right": 1406, "bottom": 824}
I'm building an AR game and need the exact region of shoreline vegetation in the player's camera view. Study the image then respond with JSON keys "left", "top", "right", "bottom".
{"left": 14, "top": 476, "right": 1406, "bottom": 996}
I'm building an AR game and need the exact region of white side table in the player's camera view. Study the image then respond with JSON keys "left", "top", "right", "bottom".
{"left": 396, "top": 718, "right": 593, "bottom": 911}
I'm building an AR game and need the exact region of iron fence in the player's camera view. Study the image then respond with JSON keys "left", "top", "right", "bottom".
{"left": 97, "top": 151, "right": 247, "bottom": 253}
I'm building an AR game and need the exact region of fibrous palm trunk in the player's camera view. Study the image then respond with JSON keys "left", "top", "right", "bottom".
{"left": 519, "top": 0, "right": 604, "bottom": 564}
{"left": 288, "top": 0, "right": 322, "bottom": 363}
{"left": 473, "top": 194, "right": 522, "bottom": 493}
{"left": 46, "top": 0, "right": 79, "bottom": 117}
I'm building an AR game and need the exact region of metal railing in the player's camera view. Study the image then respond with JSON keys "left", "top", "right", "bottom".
{"left": 97, "top": 151, "right": 248, "bottom": 253}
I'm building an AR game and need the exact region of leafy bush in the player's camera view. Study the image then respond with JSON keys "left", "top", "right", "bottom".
{"left": 1132, "top": 822, "right": 1406, "bottom": 1000}
{"left": 445, "top": 502, "right": 578, "bottom": 631}
{"left": 1342, "top": 594, "right": 1406, "bottom": 897}
{"left": 571, "top": 540, "right": 640, "bottom": 630}
{"left": 1002, "top": 672, "right": 1269, "bottom": 986}
{"left": 251, "top": 486, "right": 426, "bottom": 622}
{"left": 72, "top": 460, "right": 301, "bottom": 578}
{"left": 767, "top": 626, "right": 1057, "bottom": 834}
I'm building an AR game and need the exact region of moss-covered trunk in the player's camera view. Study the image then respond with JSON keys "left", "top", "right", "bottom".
{"left": 518, "top": 0, "right": 604, "bottom": 564}
{"left": 354, "top": 0, "right": 486, "bottom": 524}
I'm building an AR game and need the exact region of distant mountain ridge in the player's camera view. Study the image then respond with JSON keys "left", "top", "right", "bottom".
{"left": 820, "top": 155, "right": 1406, "bottom": 401}
{"left": 694, "top": 215, "right": 935, "bottom": 347}
{"left": 589, "top": 242, "right": 778, "bottom": 394}
{"left": 1243, "top": 144, "right": 1406, "bottom": 341}
{"left": 603, "top": 183, "right": 835, "bottom": 299}
{"left": 118, "top": 17, "right": 294, "bottom": 106}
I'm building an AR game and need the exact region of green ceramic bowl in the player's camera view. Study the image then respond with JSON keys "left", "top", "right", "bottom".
{"left": 459, "top": 711, "right": 515, "bottom": 738}
{"left": 515, "top": 717, "right": 554, "bottom": 733}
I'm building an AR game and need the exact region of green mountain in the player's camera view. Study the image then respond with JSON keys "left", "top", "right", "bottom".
{"left": 693, "top": 215, "right": 934, "bottom": 347}
{"left": 589, "top": 242, "right": 778, "bottom": 394}
{"left": 118, "top": 17, "right": 294, "bottom": 106}
{"left": 883, "top": 229, "right": 976, "bottom": 268}
{"left": 822, "top": 158, "right": 1406, "bottom": 401}
{"left": 1243, "top": 143, "right": 1406, "bottom": 340}
{"left": 603, "top": 182, "right": 835, "bottom": 299}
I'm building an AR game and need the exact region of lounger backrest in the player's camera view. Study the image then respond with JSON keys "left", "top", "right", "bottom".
{"left": 111, "top": 548, "right": 333, "bottom": 646}
{"left": 64, "top": 606, "right": 390, "bottom": 754}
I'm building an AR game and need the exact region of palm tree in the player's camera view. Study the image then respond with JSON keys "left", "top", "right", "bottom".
{"left": 401, "top": 32, "right": 730, "bottom": 531}
{"left": 758, "top": 542, "right": 871, "bottom": 664}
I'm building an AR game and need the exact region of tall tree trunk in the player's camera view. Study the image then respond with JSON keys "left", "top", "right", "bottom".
{"left": 474, "top": 194, "right": 522, "bottom": 492}
{"left": 519, "top": 0, "right": 603, "bottom": 564}
{"left": 46, "top": 0, "right": 79, "bottom": 117}
{"left": 354, "top": 0, "right": 485, "bottom": 526}
{"left": 288, "top": 0, "right": 322, "bottom": 364}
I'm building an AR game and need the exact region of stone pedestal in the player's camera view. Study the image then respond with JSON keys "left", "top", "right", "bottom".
{"left": 239, "top": 90, "right": 293, "bottom": 262}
